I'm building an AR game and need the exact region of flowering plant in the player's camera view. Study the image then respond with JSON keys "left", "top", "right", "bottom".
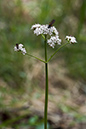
{"left": 14, "top": 19, "right": 77, "bottom": 129}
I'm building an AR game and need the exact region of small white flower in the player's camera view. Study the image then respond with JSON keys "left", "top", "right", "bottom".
{"left": 31, "top": 24, "right": 41, "bottom": 30}
{"left": 18, "top": 44, "right": 23, "bottom": 49}
{"left": 49, "top": 26, "right": 59, "bottom": 36}
{"left": 47, "top": 36, "right": 61, "bottom": 48}
{"left": 65, "top": 36, "right": 77, "bottom": 44}
{"left": 14, "top": 44, "right": 23, "bottom": 51}
{"left": 34, "top": 27, "right": 43, "bottom": 36}
{"left": 21, "top": 48, "right": 27, "bottom": 55}
{"left": 14, "top": 46, "right": 18, "bottom": 51}
{"left": 14, "top": 44, "right": 27, "bottom": 55}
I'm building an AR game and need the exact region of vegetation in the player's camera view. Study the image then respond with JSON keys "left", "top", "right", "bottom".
{"left": 0, "top": 0, "right": 86, "bottom": 128}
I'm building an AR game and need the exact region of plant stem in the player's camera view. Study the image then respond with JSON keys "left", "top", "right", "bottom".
{"left": 44, "top": 35, "right": 48, "bottom": 129}
{"left": 47, "top": 42, "right": 69, "bottom": 62}
{"left": 26, "top": 53, "right": 45, "bottom": 63}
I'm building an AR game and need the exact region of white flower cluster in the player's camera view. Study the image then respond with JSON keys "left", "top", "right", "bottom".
{"left": 31, "top": 24, "right": 59, "bottom": 36}
{"left": 65, "top": 36, "right": 77, "bottom": 44}
{"left": 31, "top": 23, "right": 61, "bottom": 48}
{"left": 47, "top": 36, "right": 61, "bottom": 48}
{"left": 14, "top": 44, "right": 27, "bottom": 55}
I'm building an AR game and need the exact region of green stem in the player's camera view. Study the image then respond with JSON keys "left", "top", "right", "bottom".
{"left": 26, "top": 53, "right": 45, "bottom": 63}
{"left": 44, "top": 35, "right": 48, "bottom": 129}
{"left": 41, "top": 34, "right": 45, "bottom": 40}
{"left": 47, "top": 42, "right": 69, "bottom": 62}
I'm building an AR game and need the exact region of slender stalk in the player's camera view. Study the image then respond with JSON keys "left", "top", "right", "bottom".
{"left": 44, "top": 35, "right": 48, "bottom": 129}
{"left": 47, "top": 42, "right": 69, "bottom": 62}
{"left": 41, "top": 34, "right": 45, "bottom": 40}
{"left": 26, "top": 53, "right": 45, "bottom": 63}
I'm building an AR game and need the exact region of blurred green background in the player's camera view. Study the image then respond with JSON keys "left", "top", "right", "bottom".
{"left": 0, "top": 0, "right": 86, "bottom": 128}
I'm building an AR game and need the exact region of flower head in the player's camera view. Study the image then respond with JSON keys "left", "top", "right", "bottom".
{"left": 47, "top": 36, "right": 61, "bottom": 48}
{"left": 31, "top": 24, "right": 59, "bottom": 36}
{"left": 14, "top": 43, "right": 27, "bottom": 55}
{"left": 65, "top": 36, "right": 77, "bottom": 44}
{"left": 31, "top": 21, "right": 61, "bottom": 48}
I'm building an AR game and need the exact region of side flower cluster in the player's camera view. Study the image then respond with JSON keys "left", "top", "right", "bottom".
{"left": 31, "top": 23, "right": 61, "bottom": 48}
{"left": 65, "top": 36, "right": 77, "bottom": 44}
{"left": 14, "top": 44, "right": 27, "bottom": 55}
